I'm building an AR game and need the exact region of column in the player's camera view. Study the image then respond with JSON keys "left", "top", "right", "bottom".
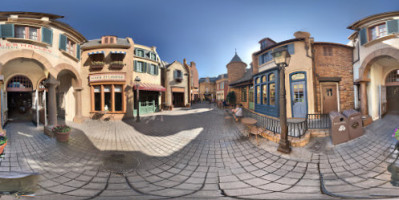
{"left": 0, "top": 76, "right": 5, "bottom": 135}
{"left": 360, "top": 81, "right": 368, "bottom": 116}
{"left": 43, "top": 75, "right": 59, "bottom": 136}
{"left": 73, "top": 87, "right": 84, "bottom": 123}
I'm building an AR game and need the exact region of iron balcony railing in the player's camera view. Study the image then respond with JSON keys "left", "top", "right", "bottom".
{"left": 307, "top": 114, "right": 330, "bottom": 129}
{"left": 242, "top": 109, "right": 308, "bottom": 138}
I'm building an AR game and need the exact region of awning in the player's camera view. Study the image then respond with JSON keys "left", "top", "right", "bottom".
{"left": 110, "top": 51, "right": 126, "bottom": 55}
{"left": 88, "top": 51, "right": 105, "bottom": 56}
{"left": 133, "top": 83, "right": 166, "bottom": 92}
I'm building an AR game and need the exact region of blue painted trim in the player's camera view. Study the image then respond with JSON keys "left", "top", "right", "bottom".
{"left": 289, "top": 71, "right": 308, "bottom": 118}
{"left": 254, "top": 69, "right": 279, "bottom": 117}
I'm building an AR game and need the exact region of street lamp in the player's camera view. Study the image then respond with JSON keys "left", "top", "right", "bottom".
{"left": 135, "top": 76, "right": 141, "bottom": 122}
{"left": 271, "top": 48, "right": 291, "bottom": 154}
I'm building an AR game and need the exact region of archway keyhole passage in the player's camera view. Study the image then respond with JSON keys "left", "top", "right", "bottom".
{"left": 57, "top": 70, "right": 79, "bottom": 122}
{"left": 6, "top": 75, "right": 34, "bottom": 121}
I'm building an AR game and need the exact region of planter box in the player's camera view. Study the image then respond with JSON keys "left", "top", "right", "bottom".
{"left": 54, "top": 131, "right": 70, "bottom": 143}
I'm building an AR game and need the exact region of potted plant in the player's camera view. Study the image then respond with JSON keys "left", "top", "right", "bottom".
{"left": 52, "top": 125, "right": 71, "bottom": 143}
{"left": 0, "top": 135, "right": 7, "bottom": 155}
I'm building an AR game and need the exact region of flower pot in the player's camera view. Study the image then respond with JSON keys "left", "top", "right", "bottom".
{"left": 54, "top": 131, "right": 70, "bottom": 143}
{"left": 0, "top": 141, "right": 7, "bottom": 154}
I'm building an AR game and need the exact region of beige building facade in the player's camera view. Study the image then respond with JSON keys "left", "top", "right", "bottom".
{"left": 164, "top": 61, "right": 190, "bottom": 108}
{"left": 348, "top": 11, "right": 399, "bottom": 123}
{"left": 199, "top": 77, "right": 217, "bottom": 101}
{"left": 0, "top": 12, "right": 86, "bottom": 132}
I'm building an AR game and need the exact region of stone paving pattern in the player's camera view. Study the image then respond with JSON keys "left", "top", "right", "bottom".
{"left": 0, "top": 103, "right": 398, "bottom": 199}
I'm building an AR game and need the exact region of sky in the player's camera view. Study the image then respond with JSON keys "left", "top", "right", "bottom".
{"left": 2, "top": 0, "right": 398, "bottom": 78}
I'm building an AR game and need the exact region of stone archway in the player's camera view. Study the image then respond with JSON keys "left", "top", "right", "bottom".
{"left": 54, "top": 64, "right": 83, "bottom": 123}
{"left": 358, "top": 49, "right": 399, "bottom": 121}
{"left": 358, "top": 47, "right": 399, "bottom": 81}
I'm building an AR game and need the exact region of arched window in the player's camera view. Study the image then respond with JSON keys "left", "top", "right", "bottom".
{"left": 7, "top": 75, "right": 33, "bottom": 92}
{"left": 386, "top": 69, "right": 399, "bottom": 86}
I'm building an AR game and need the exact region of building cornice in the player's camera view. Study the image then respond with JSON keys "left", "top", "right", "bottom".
{"left": 347, "top": 11, "right": 399, "bottom": 30}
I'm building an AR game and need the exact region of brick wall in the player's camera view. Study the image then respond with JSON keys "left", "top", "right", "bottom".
{"left": 227, "top": 62, "right": 246, "bottom": 84}
{"left": 314, "top": 43, "right": 354, "bottom": 113}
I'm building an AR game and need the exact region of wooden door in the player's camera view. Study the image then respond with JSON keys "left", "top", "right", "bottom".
{"left": 387, "top": 86, "right": 399, "bottom": 114}
{"left": 322, "top": 85, "right": 338, "bottom": 114}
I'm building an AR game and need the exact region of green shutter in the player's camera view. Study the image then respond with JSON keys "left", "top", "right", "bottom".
{"left": 155, "top": 66, "right": 159, "bottom": 75}
{"left": 288, "top": 43, "right": 295, "bottom": 55}
{"left": 143, "top": 62, "right": 147, "bottom": 73}
{"left": 0, "top": 24, "right": 14, "bottom": 38}
{"left": 134, "top": 61, "right": 137, "bottom": 71}
{"left": 41, "top": 27, "right": 53, "bottom": 45}
{"left": 59, "top": 34, "right": 67, "bottom": 51}
{"left": 359, "top": 28, "right": 367, "bottom": 45}
{"left": 76, "top": 44, "right": 81, "bottom": 60}
{"left": 387, "top": 20, "right": 399, "bottom": 34}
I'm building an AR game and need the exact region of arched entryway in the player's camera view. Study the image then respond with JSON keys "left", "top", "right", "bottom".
{"left": 57, "top": 70, "right": 78, "bottom": 122}
{"left": 6, "top": 75, "right": 33, "bottom": 121}
{"left": 385, "top": 69, "right": 399, "bottom": 114}
{"left": 357, "top": 48, "right": 399, "bottom": 121}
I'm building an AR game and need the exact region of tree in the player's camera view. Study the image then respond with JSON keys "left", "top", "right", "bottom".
{"left": 226, "top": 91, "right": 236, "bottom": 106}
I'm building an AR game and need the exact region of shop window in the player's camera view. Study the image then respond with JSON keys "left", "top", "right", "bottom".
{"left": 269, "top": 83, "right": 276, "bottom": 105}
{"left": 241, "top": 87, "right": 247, "bottom": 102}
{"left": 262, "top": 85, "right": 268, "bottom": 104}
{"left": 256, "top": 86, "right": 260, "bottom": 104}
{"left": 94, "top": 86, "right": 101, "bottom": 111}
{"left": 255, "top": 78, "right": 260, "bottom": 84}
{"left": 92, "top": 84, "right": 124, "bottom": 113}
{"left": 269, "top": 73, "right": 275, "bottom": 82}
{"left": 262, "top": 76, "right": 266, "bottom": 83}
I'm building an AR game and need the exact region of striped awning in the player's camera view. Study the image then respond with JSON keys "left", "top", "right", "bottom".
{"left": 133, "top": 83, "right": 166, "bottom": 92}
{"left": 110, "top": 51, "right": 126, "bottom": 54}
{"left": 88, "top": 51, "right": 105, "bottom": 56}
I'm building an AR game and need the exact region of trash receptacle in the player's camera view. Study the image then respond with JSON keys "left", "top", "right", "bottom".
{"left": 342, "top": 109, "right": 363, "bottom": 140}
{"left": 329, "top": 111, "right": 350, "bottom": 145}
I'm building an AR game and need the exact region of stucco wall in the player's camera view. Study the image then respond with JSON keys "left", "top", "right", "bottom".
{"left": 165, "top": 61, "right": 189, "bottom": 106}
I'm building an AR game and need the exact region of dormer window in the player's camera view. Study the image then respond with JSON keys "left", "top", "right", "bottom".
{"left": 14, "top": 25, "right": 39, "bottom": 41}
{"left": 101, "top": 36, "right": 117, "bottom": 44}
{"left": 369, "top": 23, "right": 387, "bottom": 40}
{"left": 174, "top": 70, "right": 183, "bottom": 82}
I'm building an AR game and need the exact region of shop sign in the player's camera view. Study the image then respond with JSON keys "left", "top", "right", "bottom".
{"left": 89, "top": 73, "right": 125, "bottom": 82}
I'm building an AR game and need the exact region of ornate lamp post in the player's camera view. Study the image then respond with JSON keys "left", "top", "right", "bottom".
{"left": 135, "top": 76, "right": 141, "bottom": 122}
{"left": 271, "top": 49, "right": 291, "bottom": 154}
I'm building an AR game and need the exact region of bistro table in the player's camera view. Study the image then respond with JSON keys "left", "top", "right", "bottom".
{"left": 241, "top": 117, "right": 260, "bottom": 145}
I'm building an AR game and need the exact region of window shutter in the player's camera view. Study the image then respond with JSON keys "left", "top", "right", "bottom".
{"left": 143, "top": 62, "right": 147, "bottom": 73}
{"left": 174, "top": 70, "right": 177, "bottom": 79}
{"left": 41, "top": 27, "right": 53, "bottom": 45}
{"left": 0, "top": 24, "right": 14, "bottom": 38}
{"left": 359, "top": 28, "right": 367, "bottom": 45}
{"left": 134, "top": 61, "right": 137, "bottom": 71}
{"left": 76, "top": 44, "right": 81, "bottom": 60}
{"left": 258, "top": 54, "right": 263, "bottom": 65}
{"left": 288, "top": 43, "right": 295, "bottom": 55}
{"left": 155, "top": 66, "right": 159, "bottom": 75}
{"left": 59, "top": 34, "right": 67, "bottom": 51}
{"left": 387, "top": 20, "right": 399, "bottom": 34}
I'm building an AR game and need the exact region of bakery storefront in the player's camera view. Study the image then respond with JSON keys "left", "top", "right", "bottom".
{"left": 89, "top": 73, "right": 126, "bottom": 119}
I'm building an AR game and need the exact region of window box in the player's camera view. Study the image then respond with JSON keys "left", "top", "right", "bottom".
{"left": 110, "top": 61, "right": 124, "bottom": 69}
{"left": 90, "top": 61, "right": 105, "bottom": 70}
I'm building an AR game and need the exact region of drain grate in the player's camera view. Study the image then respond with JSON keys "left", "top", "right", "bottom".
{"left": 101, "top": 152, "right": 139, "bottom": 174}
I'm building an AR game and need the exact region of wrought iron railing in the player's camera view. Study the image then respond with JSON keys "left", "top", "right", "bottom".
{"left": 307, "top": 114, "right": 330, "bottom": 129}
{"left": 242, "top": 109, "right": 308, "bottom": 138}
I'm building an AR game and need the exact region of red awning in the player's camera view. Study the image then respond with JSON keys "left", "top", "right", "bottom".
{"left": 133, "top": 83, "right": 166, "bottom": 92}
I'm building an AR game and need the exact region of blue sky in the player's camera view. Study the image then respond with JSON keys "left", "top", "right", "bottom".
{"left": 3, "top": 0, "right": 398, "bottom": 78}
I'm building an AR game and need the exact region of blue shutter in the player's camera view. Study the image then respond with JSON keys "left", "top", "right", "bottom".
{"left": 387, "top": 20, "right": 399, "bottom": 34}
{"left": 76, "top": 44, "right": 81, "bottom": 60}
{"left": 0, "top": 24, "right": 14, "bottom": 38}
{"left": 59, "top": 34, "right": 67, "bottom": 50}
{"left": 359, "top": 28, "right": 367, "bottom": 45}
{"left": 288, "top": 43, "right": 295, "bottom": 55}
{"left": 41, "top": 27, "right": 53, "bottom": 45}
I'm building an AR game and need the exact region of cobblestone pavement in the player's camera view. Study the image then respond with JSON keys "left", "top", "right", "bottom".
{"left": 1, "top": 103, "right": 399, "bottom": 199}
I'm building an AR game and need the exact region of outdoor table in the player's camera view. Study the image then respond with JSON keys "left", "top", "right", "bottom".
{"left": 241, "top": 117, "right": 260, "bottom": 145}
